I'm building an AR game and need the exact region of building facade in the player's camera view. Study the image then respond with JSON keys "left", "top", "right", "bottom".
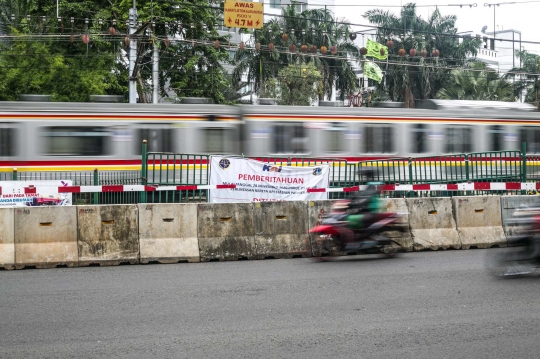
{"left": 459, "top": 28, "right": 522, "bottom": 73}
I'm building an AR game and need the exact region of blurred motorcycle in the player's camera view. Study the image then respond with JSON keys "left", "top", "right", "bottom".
{"left": 486, "top": 207, "right": 540, "bottom": 277}
{"left": 310, "top": 200, "right": 407, "bottom": 260}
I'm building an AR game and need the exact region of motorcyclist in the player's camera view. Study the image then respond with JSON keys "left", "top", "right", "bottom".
{"left": 347, "top": 168, "right": 382, "bottom": 232}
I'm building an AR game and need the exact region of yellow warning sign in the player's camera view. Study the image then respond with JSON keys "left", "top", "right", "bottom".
{"left": 224, "top": 1, "right": 264, "bottom": 29}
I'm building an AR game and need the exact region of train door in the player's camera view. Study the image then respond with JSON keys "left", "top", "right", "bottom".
{"left": 271, "top": 122, "right": 310, "bottom": 155}
{"left": 322, "top": 122, "right": 349, "bottom": 156}
{"left": 410, "top": 123, "right": 431, "bottom": 155}
{"left": 196, "top": 123, "right": 239, "bottom": 155}
{"left": 134, "top": 124, "right": 174, "bottom": 155}
{"left": 444, "top": 125, "right": 474, "bottom": 153}
{"left": 0, "top": 122, "right": 24, "bottom": 168}
{"left": 361, "top": 123, "right": 395, "bottom": 154}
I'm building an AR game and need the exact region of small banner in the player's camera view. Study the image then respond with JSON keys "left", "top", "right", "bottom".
{"left": 209, "top": 156, "right": 330, "bottom": 203}
{"left": 366, "top": 39, "right": 388, "bottom": 60}
{"left": 364, "top": 61, "right": 384, "bottom": 83}
{"left": 0, "top": 180, "right": 73, "bottom": 207}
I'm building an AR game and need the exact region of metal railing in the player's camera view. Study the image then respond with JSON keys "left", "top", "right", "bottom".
{"left": 357, "top": 144, "right": 529, "bottom": 197}
{"left": 2, "top": 141, "right": 537, "bottom": 204}
{"left": 0, "top": 168, "right": 141, "bottom": 204}
{"left": 141, "top": 141, "right": 210, "bottom": 203}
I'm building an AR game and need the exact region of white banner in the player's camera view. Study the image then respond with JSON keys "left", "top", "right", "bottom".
{"left": 0, "top": 180, "right": 73, "bottom": 207}
{"left": 209, "top": 156, "right": 330, "bottom": 203}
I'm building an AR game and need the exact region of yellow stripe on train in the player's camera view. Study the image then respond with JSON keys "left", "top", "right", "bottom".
{"left": 0, "top": 164, "right": 209, "bottom": 172}
{"left": 1, "top": 161, "right": 539, "bottom": 173}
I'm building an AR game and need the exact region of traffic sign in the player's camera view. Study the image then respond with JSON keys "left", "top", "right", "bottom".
{"left": 224, "top": 1, "right": 264, "bottom": 29}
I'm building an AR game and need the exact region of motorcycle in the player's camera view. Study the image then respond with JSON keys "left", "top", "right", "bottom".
{"left": 486, "top": 207, "right": 540, "bottom": 277}
{"left": 310, "top": 200, "right": 408, "bottom": 260}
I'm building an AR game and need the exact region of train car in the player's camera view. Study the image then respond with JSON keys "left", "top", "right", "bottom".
{"left": 240, "top": 100, "right": 540, "bottom": 160}
{"left": 0, "top": 101, "right": 242, "bottom": 175}
{"left": 0, "top": 99, "right": 539, "bottom": 181}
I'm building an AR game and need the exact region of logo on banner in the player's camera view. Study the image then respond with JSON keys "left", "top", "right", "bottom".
{"left": 219, "top": 158, "right": 231, "bottom": 169}
{"left": 262, "top": 164, "right": 282, "bottom": 172}
{"left": 312, "top": 167, "right": 322, "bottom": 176}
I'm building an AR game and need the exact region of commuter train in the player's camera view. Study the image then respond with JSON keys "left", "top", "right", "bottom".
{"left": 0, "top": 99, "right": 539, "bottom": 173}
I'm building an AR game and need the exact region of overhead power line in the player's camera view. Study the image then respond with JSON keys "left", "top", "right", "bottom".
{"left": 4, "top": 2, "right": 540, "bottom": 47}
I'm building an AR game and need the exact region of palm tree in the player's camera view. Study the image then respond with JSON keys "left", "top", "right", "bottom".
{"left": 364, "top": 4, "right": 482, "bottom": 107}
{"left": 233, "top": 5, "right": 360, "bottom": 102}
{"left": 437, "top": 62, "right": 514, "bottom": 101}
{"left": 280, "top": 6, "right": 359, "bottom": 101}
{"left": 507, "top": 50, "right": 540, "bottom": 109}
{"left": 232, "top": 19, "right": 287, "bottom": 98}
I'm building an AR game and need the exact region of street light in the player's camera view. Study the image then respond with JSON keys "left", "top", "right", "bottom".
{"left": 483, "top": 2, "right": 516, "bottom": 41}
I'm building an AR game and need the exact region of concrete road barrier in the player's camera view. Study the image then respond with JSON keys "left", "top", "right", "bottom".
{"left": 198, "top": 203, "right": 256, "bottom": 261}
{"left": 406, "top": 198, "right": 461, "bottom": 251}
{"left": 15, "top": 206, "right": 78, "bottom": 269}
{"left": 500, "top": 196, "right": 540, "bottom": 239}
{"left": 307, "top": 200, "right": 336, "bottom": 257}
{"left": 0, "top": 208, "right": 15, "bottom": 270}
{"left": 77, "top": 205, "right": 139, "bottom": 266}
{"left": 379, "top": 198, "right": 413, "bottom": 252}
{"left": 253, "top": 201, "right": 310, "bottom": 259}
{"left": 453, "top": 196, "right": 506, "bottom": 249}
{"left": 139, "top": 203, "right": 199, "bottom": 263}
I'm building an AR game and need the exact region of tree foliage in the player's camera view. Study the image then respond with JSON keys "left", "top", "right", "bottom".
{"left": 507, "top": 50, "right": 540, "bottom": 109}
{"left": 364, "top": 4, "right": 482, "bottom": 106}
{"left": 277, "top": 62, "right": 322, "bottom": 106}
{"left": 0, "top": 0, "right": 231, "bottom": 103}
{"left": 437, "top": 62, "right": 514, "bottom": 101}
{"left": 0, "top": 0, "right": 126, "bottom": 101}
{"left": 233, "top": 5, "right": 359, "bottom": 102}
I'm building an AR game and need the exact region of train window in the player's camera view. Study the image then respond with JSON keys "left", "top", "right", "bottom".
{"left": 325, "top": 124, "right": 347, "bottom": 153}
{"left": 136, "top": 127, "right": 172, "bottom": 154}
{"left": 202, "top": 128, "right": 232, "bottom": 153}
{"left": 42, "top": 127, "right": 109, "bottom": 156}
{"left": 411, "top": 124, "right": 429, "bottom": 153}
{"left": 520, "top": 128, "right": 540, "bottom": 153}
{"left": 363, "top": 125, "right": 394, "bottom": 153}
{"left": 0, "top": 125, "right": 17, "bottom": 156}
{"left": 489, "top": 125, "right": 505, "bottom": 151}
{"left": 273, "top": 124, "right": 308, "bottom": 154}
{"left": 445, "top": 126, "right": 472, "bottom": 153}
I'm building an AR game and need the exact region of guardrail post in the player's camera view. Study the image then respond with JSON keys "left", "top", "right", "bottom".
{"left": 522, "top": 141, "right": 527, "bottom": 183}
{"left": 465, "top": 154, "right": 470, "bottom": 181}
{"left": 12, "top": 168, "right": 17, "bottom": 181}
{"left": 408, "top": 158, "right": 413, "bottom": 185}
{"left": 93, "top": 168, "right": 99, "bottom": 205}
{"left": 141, "top": 140, "right": 148, "bottom": 203}
{"left": 408, "top": 158, "right": 413, "bottom": 198}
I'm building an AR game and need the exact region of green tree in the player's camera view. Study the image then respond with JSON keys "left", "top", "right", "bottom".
{"left": 120, "top": 0, "right": 232, "bottom": 103}
{"left": 436, "top": 61, "right": 514, "bottom": 101}
{"left": 277, "top": 62, "right": 322, "bottom": 106}
{"left": 233, "top": 5, "right": 359, "bottom": 102}
{"left": 280, "top": 6, "right": 359, "bottom": 101}
{"left": 507, "top": 50, "right": 540, "bottom": 109}
{"left": 0, "top": 0, "right": 232, "bottom": 103}
{"left": 0, "top": 0, "right": 126, "bottom": 101}
{"left": 364, "top": 3, "right": 482, "bottom": 107}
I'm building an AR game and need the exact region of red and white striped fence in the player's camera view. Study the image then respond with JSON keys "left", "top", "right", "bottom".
{"left": 307, "top": 182, "right": 540, "bottom": 193}
{"left": 0, "top": 184, "right": 236, "bottom": 195}
{"left": 1, "top": 182, "right": 538, "bottom": 195}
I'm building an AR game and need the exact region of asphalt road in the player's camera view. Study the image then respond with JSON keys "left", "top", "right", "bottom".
{"left": 2, "top": 249, "right": 540, "bottom": 359}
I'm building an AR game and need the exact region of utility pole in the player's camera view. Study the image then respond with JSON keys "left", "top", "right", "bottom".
{"left": 128, "top": 1, "right": 138, "bottom": 104}
{"left": 484, "top": 2, "right": 515, "bottom": 45}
